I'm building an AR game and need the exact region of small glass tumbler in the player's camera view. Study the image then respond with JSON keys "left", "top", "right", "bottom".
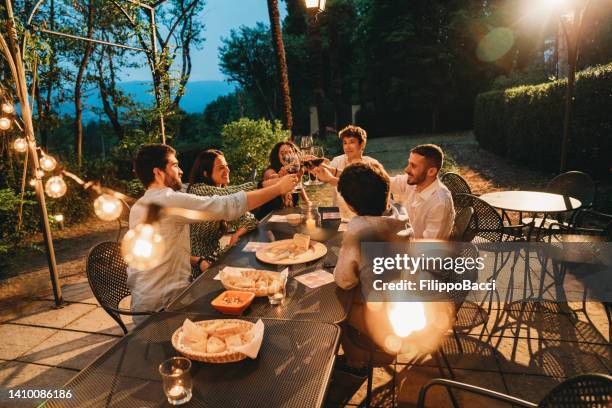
{"left": 302, "top": 207, "right": 321, "bottom": 230}
{"left": 268, "top": 276, "right": 287, "bottom": 305}
{"left": 159, "top": 357, "right": 193, "bottom": 405}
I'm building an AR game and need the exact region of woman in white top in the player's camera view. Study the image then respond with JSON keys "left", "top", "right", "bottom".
{"left": 317, "top": 125, "right": 381, "bottom": 219}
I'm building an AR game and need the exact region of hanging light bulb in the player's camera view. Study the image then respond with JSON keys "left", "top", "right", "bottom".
{"left": 39, "top": 155, "right": 57, "bottom": 172}
{"left": 121, "top": 223, "right": 165, "bottom": 270}
{"left": 35, "top": 169, "right": 45, "bottom": 178}
{"left": 0, "top": 117, "right": 12, "bottom": 130}
{"left": 13, "top": 137, "right": 27, "bottom": 153}
{"left": 94, "top": 194, "right": 123, "bottom": 221}
{"left": 1, "top": 103, "right": 14, "bottom": 114}
{"left": 53, "top": 214, "right": 64, "bottom": 222}
{"left": 29, "top": 178, "right": 37, "bottom": 187}
{"left": 45, "top": 176, "right": 67, "bottom": 198}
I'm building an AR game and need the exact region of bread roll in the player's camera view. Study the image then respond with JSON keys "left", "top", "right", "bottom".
{"left": 207, "top": 336, "right": 226, "bottom": 353}
{"left": 225, "top": 334, "right": 243, "bottom": 348}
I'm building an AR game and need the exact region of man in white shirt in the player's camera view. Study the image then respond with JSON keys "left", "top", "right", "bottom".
{"left": 128, "top": 144, "right": 297, "bottom": 324}
{"left": 389, "top": 144, "right": 455, "bottom": 239}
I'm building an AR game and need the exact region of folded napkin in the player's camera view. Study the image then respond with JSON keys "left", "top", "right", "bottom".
{"left": 268, "top": 215, "right": 287, "bottom": 223}
{"left": 234, "top": 319, "right": 265, "bottom": 359}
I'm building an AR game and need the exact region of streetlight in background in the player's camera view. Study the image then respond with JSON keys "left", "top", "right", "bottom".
{"left": 305, "top": 0, "right": 326, "bottom": 139}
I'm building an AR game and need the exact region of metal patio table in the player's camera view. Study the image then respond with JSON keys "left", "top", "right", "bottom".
{"left": 167, "top": 208, "right": 352, "bottom": 324}
{"left": 45, "top": 312, "right": 341, "bottom": 408}
{"left": 479, "top": 191, "right": 581, "bottom": 240}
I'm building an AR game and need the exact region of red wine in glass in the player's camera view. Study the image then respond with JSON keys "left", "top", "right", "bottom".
{"left": 302, "top": 158, "right": 325, "bottom": 169}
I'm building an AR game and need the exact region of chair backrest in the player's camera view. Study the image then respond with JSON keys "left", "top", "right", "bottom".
{"left": 249, "top": 168, "right": 258, "bottom": 183}
{"left": 538, "top": 373, "right": 612, "bottom": 407}
{"left": 454, "top": 193, "right": 503, "bottom": 243}
{"left": 441, "top": 172, "right": 472, "bottom": 197}
{"left": 449, "top": 207, "right": 474, "bottom": 242}
{"left": 546, "top": 171, "right": 595, "bottom": 208}
{"left": 86, "top": 241, "right": 131, "bottom": 312}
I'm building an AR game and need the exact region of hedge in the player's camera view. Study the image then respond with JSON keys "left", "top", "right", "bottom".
{"left": 474, "top": 62, "right": 612, "bottom": 179}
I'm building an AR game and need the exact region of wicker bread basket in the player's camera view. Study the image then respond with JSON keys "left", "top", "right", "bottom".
{"left": 220, "top": 269, "right": 279, "bottom": 297}
{"left": 171, "top": 319, "right": 255, "bottom": 363}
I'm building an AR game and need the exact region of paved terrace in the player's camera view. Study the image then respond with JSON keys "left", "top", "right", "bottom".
{"left": 0, "top": 274, "right": 609, "bottom": 407}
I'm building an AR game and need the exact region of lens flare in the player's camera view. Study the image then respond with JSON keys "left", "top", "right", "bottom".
{"left": 121, "top": 223, "right": 165, "bottom": 270}
{"left": 476, "top": 28, "right": 514, "bottom": 63}
{"left": 387, "top": 302, "right": 427, "bottom": 337}
{"left": 93, "top": 194, "right": 123, "bottom": 221}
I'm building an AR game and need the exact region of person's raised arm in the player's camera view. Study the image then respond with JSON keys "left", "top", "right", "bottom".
{"left": 313, "top": 165, "right": 339, "bottom": 186}
{"left": 245, "top": 174, "right": 298, "bottom": 210}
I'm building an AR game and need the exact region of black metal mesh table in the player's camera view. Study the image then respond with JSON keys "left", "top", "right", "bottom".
{"left": 46, "top": 312, "right": 340, "bottom": 408}
{"left": 167, "top": 210, "right": 351, "bottom": 323}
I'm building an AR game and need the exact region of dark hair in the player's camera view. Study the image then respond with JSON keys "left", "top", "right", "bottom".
{"left": 338, "top": 125, "right": 367, "bottom": 145}
{"left": 188, "top": 149, "right": 224, "bottom": 190}
{"left": 411, "top": 144, "right": 444, "bottom": 171}
{"left": 268, "top": 141, "right": 299, "bottom": 172}
{"left": 134, "top": 144, "right": 176, "bottom": 187}
{"left": 338, "top": 162, "right": 390, "bottom": 216}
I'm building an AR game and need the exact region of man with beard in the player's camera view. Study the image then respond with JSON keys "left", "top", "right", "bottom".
{"left": 127, "top": 144, "right": 298, "bottom": 323}
{"left": 389, "top": 144, "right": 454, "bottom": 239}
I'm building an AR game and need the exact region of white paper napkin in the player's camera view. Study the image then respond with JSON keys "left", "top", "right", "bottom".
{"left": 234, "top": 319, "right": 265, "bottom": 359}
{"left": 243, "top": 242, "right": 270, "bottom": 252}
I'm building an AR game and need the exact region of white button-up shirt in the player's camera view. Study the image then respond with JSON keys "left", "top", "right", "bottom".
{"left": 389, "top": 175, "right": 455, "bottom": 239}
{"left": 127, "top": 187, "right": 247, "bottom": 321}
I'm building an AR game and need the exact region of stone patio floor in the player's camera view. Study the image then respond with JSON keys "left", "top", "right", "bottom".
{"left": 0, "top": 276, "right": 610, "bottom": 407}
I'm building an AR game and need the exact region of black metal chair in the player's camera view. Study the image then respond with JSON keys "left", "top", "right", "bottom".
{"left": 523, "top": 171, "right": 596, "bottom": 229}
{"left": 249, "top": 167, "right": 258, "bottom": 183}
{"left": 441, "top": 172, "right": 472, "bottom": 199}
{"left": 86, "top": 241, "right": 153, "bottom": 334}
{"left": 453, "top": 193, "right": 525, "bottom": 243}
{"left": 449, "top": 207, "right": 474, "bottom": 242}
{"left": 417, "top": 373, "right": 612, "bottom": 407}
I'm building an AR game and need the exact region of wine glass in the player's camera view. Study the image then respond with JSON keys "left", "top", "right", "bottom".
{"left": 310, "top": 146, "right": 325, "bottom": 185}
{"left": 282, "top": 151, "right": 302, "bottom": 192}
{"left": 300, "top": 136, "right": 314, "bottom": 185}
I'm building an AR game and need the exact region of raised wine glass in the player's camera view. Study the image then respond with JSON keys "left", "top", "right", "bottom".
{"left": 282, "top": 151, "right": 302, "bottom": 192}
{"left": 310, "top": 145, "right": 325, "bottom": 185}
{"left": 300, "top": 136, "right": 314, "bottom": 185}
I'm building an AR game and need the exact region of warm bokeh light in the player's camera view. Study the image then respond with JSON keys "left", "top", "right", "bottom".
{"left": 39, "top": 155, "right": 57, "bottom": 172}
{"left": 387, "top": 302, "right": 427, "bottom": 337}
{"left": 0, "top": 117, "right": 11, "bottom": 130}
{"left": 305, "top": 0, "right": 325, "bottom": 11}
{"left": 45, "top": 176, "right": 67, "bottom": 198}
{"left": 476, "top": 28, "right": 515, "bottom": 62}
{"left": 1, "top": 103, "right": 14, "bottom": 114}
{"left": 94, "top": 194, "right": 123, "bottom": 221}
{"left": 29, "top": 179, "right": 37, "bottom": 187}
{"left": 13, "top": 137, "right": 27, "bottom": 153}
{"left": 54, "top": 214, "right": 64, "bottom": 222}
{"left": 121, "top": 223, "right": 165, "bottom": 270}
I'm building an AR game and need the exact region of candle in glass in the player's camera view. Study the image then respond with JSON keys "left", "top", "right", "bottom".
{"left": 159, "top": 357, "right": 192, "bottom": 405}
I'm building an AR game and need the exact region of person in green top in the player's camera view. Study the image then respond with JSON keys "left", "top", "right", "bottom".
{"left": 187, "top": 149, "right": 259, "bottom": 276}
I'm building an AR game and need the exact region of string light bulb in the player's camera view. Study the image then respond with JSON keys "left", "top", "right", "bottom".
{"left": 45, "top": 176, "right": 67, "bottom": 198}
{"left": 39, "top": 155, "right": 57, "bottom": 172}
{"left": 0, "top": 117, "right": 11, "bottom": 130}
{"left": 121, "top": 223, "right": 165, "bottom": 270}
{"left": 53, "top": 214, "right": 64, "bottom": 222}
{"left": 93, "top": 194, "right": 123, "bottom": 221}
{"left": 13, "top": 137, "right": 27, "bottom": 153}
{"left": 1, "top": 103, "right": 14, "bottom": 114}
{"left": 29, "top": 179, "right": 37, "bottom": 187}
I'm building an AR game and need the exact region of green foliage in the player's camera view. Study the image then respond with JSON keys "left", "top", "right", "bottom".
{"left": 0, "top": 189, "right": 38, "bottom": 256}
{"left": 221, "top": 118, "right": 290, "bottom": 183}
{"left": 474, "top": 63, "right": 612, "bottom": 178}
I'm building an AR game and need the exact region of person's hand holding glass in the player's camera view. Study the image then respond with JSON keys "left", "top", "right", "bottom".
{"left": 281, "top": 150, "right": 302, "bottom": 192}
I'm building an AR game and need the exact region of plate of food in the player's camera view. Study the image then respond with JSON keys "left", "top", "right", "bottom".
{"left": 172, "top": 318, "right": 264, "bottom": 363}
{"left": 256, "top": 233, "right": 327, "bottom": 265}
{"left": 220, "top": 268, "right": 285, "bottom": 297}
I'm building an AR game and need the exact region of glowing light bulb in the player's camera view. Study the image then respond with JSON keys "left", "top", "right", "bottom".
{"left": 29, "top": 179, "right": 37, "bottom": 187}
{"left": 387, "top": 302, "right": 426, "bottom": 337}
{"left": 93, "top": 194, "right": 123, "bottom": 221}
{"left": 121, "top": 223, "right": 165, "bottom": 270}
{"left": 0, "top": 117, "right": 10, "bottom": 130}
{"left": 35, "top": 169, "right": 45, "bottom": 178}
{"left": 13, "top": 137, "right": 27, "bottom": 153}
{"left": 1, "top": 103, "right": 14, "bottom": 114}
{"left": 39, "top": 155, "right": 57, "bottom": 172}
{"left": 54, "top": 214, "right": 64, "bottom": 222}
{"left": 45, "top": 176, "right": 67, "bottom": 198}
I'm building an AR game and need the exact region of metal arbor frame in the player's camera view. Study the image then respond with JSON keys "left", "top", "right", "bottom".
{"left": 27, "top": 0, "right": 170, "bottom": 143}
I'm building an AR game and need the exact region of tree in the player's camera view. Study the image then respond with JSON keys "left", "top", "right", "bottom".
{"left": 267, "top": 0, "right": 293, "bottom": 132}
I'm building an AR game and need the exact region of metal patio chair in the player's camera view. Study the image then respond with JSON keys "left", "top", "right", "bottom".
{"left": 441, "top": 172, "right": 472, "bottom": 199}
{"left": 86, "top": 241, "right": 153, "bottom": 334}
{"left": 418, "top": 373, "right": 612, "bottom": 407}
{"left": 449, "top": 207, "right": 474, "bottom": 242}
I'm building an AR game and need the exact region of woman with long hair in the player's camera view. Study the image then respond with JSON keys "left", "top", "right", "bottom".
{"left": 256, "top": 141, "right": 310, "bottom": 219}
{"left": 187, "top": 149, "right": 258, "bottom": 275}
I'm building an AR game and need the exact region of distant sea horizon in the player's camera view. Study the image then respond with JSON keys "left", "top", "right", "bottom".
{"left": 58, "top": 80, "right": 236, "bottom": 122}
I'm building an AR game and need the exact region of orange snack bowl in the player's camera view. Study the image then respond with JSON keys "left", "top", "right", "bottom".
{"left": 211, "top": 290, "right": 256, "bottom": 315}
